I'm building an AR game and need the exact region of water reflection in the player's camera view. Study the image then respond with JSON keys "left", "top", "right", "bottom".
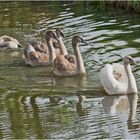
{"left": 76, "top": 94, "right": 87, "bottom": 116}
{"left": 102, "top": 94, "right": 140, "bottom": 132}
{"left": 53, "top": 75, "right": 87, "bottom": 90}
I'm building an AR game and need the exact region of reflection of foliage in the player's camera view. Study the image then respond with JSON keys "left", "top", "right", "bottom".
{"left": 2, "top": 91, "right": 75, "bottom": 139}
{"left": 79, "top": 1, "right": 140, "bottom": 14}
{"left": 0, "top": 2, "right": 61, "bottom": 28}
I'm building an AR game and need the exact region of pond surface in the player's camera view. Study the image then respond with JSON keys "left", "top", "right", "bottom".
{"left": 0, "top": 2, "right": 140, "bottom": 139}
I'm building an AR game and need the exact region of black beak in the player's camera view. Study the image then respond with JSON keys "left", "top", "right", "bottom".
{"left": 81, "top": 38, "right": 89, "bottom": 45}
{"left": 60, "top": 31, "right": 65, "bottom": 38}
{"left": 128, "top": 58, "right": 136, "bottom": 64}
{"left": 18, "top": 44, "right": 22, "bottom": 48}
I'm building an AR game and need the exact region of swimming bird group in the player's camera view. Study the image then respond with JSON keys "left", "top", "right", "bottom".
{"left": 0, "top": 28, "right": 138, "bottom": 95}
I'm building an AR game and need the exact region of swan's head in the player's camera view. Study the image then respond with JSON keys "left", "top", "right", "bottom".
{"left": 45, "top": 30, "right": 58, "bottom": 42}
{"left": 55, "top": 28, "right": 65, "bottom": 38}
{"left": 123, "top": 56, "right": 135, "bottom": 65}
{"left": 72, "top": 36, "right": 88, "bottom": 47}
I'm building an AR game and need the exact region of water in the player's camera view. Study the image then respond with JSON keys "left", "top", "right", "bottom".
{"left": 0, "top": 1, "right": 140, "bottom": 139}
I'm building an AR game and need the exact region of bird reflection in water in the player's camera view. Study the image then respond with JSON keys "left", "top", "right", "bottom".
{"left": 48, "top": 96, "right": 62, "bottom": 105}
{"left": 102, "top": 93, "right": 140, "bottom": 131}
{"left": 76, "top": 94, "right": 87, "bottom": 116}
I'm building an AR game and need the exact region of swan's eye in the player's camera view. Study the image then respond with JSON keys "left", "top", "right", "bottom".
{"left": 128, "top": 57, "right": 135, "bottom": 64}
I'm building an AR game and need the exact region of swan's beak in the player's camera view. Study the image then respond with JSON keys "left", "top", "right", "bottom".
{"left": 18, "top": 43, "right": 22, "bottom": 48}
{"left": 60, "top": 31, "right": 65, "bottom": 38}
{"left": 130, "top": 59, "right": 136, "bottom": 64}
{"left": 81, "top": 38, "right": 89, "bottom": 45}
{"left": 135, "top": 60, "right": 140, "bottom": 64}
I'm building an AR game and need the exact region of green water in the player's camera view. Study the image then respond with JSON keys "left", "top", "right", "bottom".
{"left": 0, "top": 2, "right": 140, "bottom": 139}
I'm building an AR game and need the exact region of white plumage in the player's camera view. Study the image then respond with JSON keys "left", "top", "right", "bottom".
{"left": 100, "top": 56, "right": 138, "bottom": 95}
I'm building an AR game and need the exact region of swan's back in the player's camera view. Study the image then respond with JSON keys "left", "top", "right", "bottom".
{"left": 53, "top": 55, "right": 76, "bottom": 76}
{"left": 100, "top": 63, "right": 128, "bottom": 95}
{"left": 23, "top": 44, "right": 50, "bottom": 66}
{"left": 112, "top": 63, "right": 127, "bottom": 82}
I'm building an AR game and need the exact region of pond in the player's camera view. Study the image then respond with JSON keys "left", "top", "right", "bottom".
{"left": 0, "top": 1, "right": 140, "bottom": 139}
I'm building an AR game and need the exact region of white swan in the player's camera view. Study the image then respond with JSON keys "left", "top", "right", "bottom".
{"left": 100, "top": 56, "right": 138, "bottom": 95}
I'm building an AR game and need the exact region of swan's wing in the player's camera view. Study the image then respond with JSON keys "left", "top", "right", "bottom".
{"left": 112, "top": 63, "right": 127, "bottom": 83}
{"left": 29, "top": 51, "right": 49, "bottom": 62}
{"left": 54, "top": 55, "right": 76, "bottom": 73}
{"left": 100, "top": 64, "right": 127, "bottom": 95}
{"left": 0, "top": 35, "right": 20, "bottom": 44}
{"left": 33, "top": 43, "right": 48, "bottom": 54}
{"left": 0, "top": 42, "right": 8, "bottom": 48}
{"left": 24, "top": 47, "right": 29, "bottom": 59}
{"left": 53, "top": 41, "right": 59, "bottom": 49}
{"left": 64, "top": 55, "right": 76, "bottom": 64}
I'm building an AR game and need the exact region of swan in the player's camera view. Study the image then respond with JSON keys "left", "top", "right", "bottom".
{"left": 53, "top": 35, "right": 87, "bottom": 76}
{"left": 31, "top": 28, "right": 67, "bottom": 56}
{"left": 29, "top": 40, "right": 48, "bottom": 54}
{"left": 100, "top": 56, "right": 138, "bottom": 95}
{"left": 54, "top": 28, "right": 68, "bottom": 56}
{"left": 23, "top": 30, "right": 57, "bottom": 66}
{"left": 0, "top": 35, "right": 22, "bottom": 49}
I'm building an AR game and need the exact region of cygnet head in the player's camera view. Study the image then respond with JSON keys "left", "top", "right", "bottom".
{"left": 123, "top": 56, "right": 135, "bottom": 65}
{"left": 55, "top": 28, "right": 65, "bottom": 38}
{"left": 45, "top": 30, "right": 58, "bottom": 42}
{"left": 72, "top": 35, "right": 88, "bottom": 47}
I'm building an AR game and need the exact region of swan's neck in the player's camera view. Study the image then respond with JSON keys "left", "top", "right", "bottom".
{"left": 124, "top": 64, "right": 138, "bottom": 93}
{"left": 57, "top": 37, "right": 68, "bottom": 55}
{"left": 73, "top": 43, "right": 86, "bottom": 75}
{"left": 47, "top": 40, "right": 56, "bottom": 65}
